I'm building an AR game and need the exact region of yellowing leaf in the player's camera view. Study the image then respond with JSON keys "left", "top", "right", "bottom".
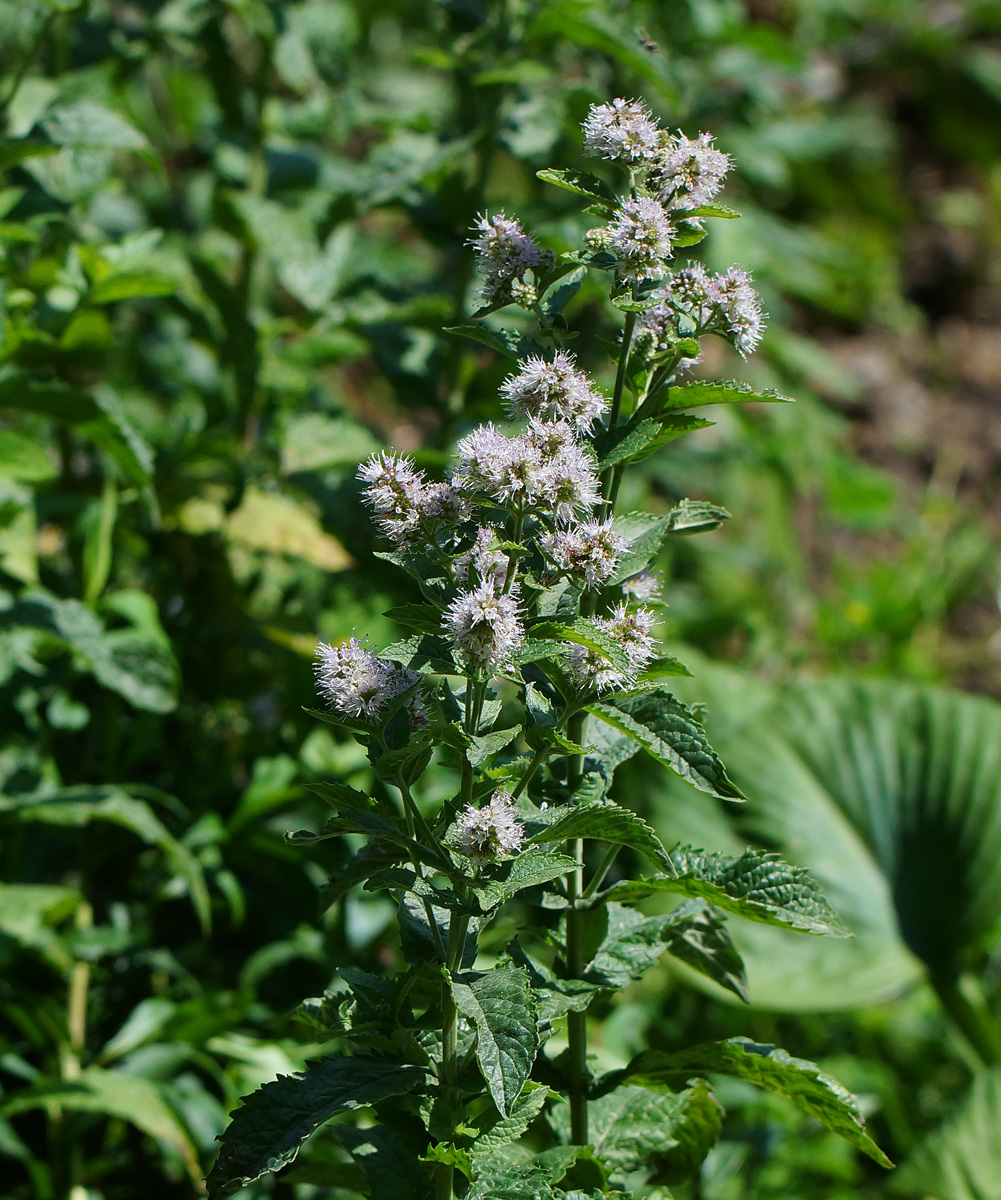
{"left": 225, "top": 488, "right": 352, "bottom": 570}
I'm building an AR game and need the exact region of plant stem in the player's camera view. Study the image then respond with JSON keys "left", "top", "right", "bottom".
{"left": 437, "top": 908, "right": 471, "bottom": 1200}
{"left": 564, "top": 708, "right": 590, "bottom": 1144}
{"left": 583, "top": 844, "right": 619, "bottom": 900}
{"left": 512, "top": 745, "right": 549, "bottom": 800}
{"left": 605, "top": 312, "right": 637, "bottom": 432}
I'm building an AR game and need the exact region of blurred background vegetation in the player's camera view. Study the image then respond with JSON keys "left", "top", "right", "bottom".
{"left": 2, "top": 1, "right": 1001, "bottom": 1197}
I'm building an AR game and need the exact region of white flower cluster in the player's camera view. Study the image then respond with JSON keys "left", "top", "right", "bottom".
{"left": 358, "top": 452, "right": 467, "bottom": 545}
{"left": 454, "top": 525, "right": 509, "bottom": 587}
{"left": 641, "top": 264, "right": 765, "bottom": 357}
{"left": 468, "top": 212, "right": 548, "bottom": 303}
{"left": 315, "top": 637, "right": 423, "bottom": 722}
{"left": 607, "top": 196, "right": 675, "bottom": 282}
{"left": 568, "top": 603, "right": 658, "bottom": 693}
{"left": 652, "top": 132, "right": 731, "bottom": 211}
{"left": 543, "top": 517, "right": 626, "bottom": 590}
{"left": 452, "top": 419, "right": 599, "bottom": 522}
{"left": 442, "top": 578, "right": 524, "bottom": 674}
{"left": 500, "top": 353, "right": 607, "bottom": 431}
{"left": 453, "top": 791, "right": 525, "bottom": 862}
{"left": 583, "top": 98, "right": 661, "bottom": 163}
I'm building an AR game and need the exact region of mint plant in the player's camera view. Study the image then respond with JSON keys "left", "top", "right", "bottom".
{"left": 207, "top": 99, "right": 891, "bottom": 1199}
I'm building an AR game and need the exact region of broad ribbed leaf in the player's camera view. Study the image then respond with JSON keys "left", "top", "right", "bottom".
{"left": 889, "top": 1064, "right": 1001, "bottom": 1199}
{"left": 606, "top": 1038, "right": 891, "bottom": 1168}
{"left": 663, "top": 380, "right": 792, "bottom": 410}
{"left": 606, "top": 847, "right": 849, "bottom": 937}
{"left": 466, "top": 1158, "right": 555, "bottom": 1200}
{"left": 528, "top": 619, "right": 633, "bottom": 674}
{"left": 450, "top": 968, "right": 540, "bottom": 1116}
{"left": 471, "top": 1082, "right": 550, "bottom": 1152}
{"left": 206, "top": 1057, "right": 428, "bottom": 1197}
{"left": 475, "top": 849, "right": 578, "bottom": 911}
{"left": 527, "top": 800, "right": 671, "bottom": 871}
{"left": 589, "top": 689, "right": 744, "bottom": 801}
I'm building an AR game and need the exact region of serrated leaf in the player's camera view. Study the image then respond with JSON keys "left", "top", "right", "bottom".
{"left": 685, "top": 203, "right": 741, "bottom": 218}
{"left": 450, "top": 968, "right": 540, "bottom": 1116}
{"left": 536, "top": 167, "right": 615, "bottom": 203}
{"left": 610, "top": 511, "right": 673, "bottom": 581}
{"left": 551, "top": 1084, "right": 703, "bottom": 1174}
{"left": 307, "top": 780, "right": 376, "bottom": 814}
{"left": 658, "top": 900, "right": 748, "bottom": 1001}
{"left": 588, "top": 690, "right": 744, "bottom": 801}
{"left": 663, "top": 380, "right": 792, "bottom": 411}
{"left": 606, "top": 847, "right": 850, "bottom": 937}
{"left": 205, "top": 1056, "right": 429, "bottom": 1197}
{"left": 587, "top": 902, "right": 677, "bottom": 987}
{"left": 528, "top": 800, "right": 671, "bottom": 871}
{"left": 467, "top": 725, "right": 522, "bottom": 767}
{"left": 663, "top": 499, "right": 731, "bottom": 535}
{"left": 509, "top": 942, "right": 606, "bottom": 1019}
{"left": 528, "top": 619, "right": 632, "bottom": 675}
{"left": 470, "top": 1082, "right": 550, "bottom": 1152}
{"left": 540, "top": 266, "right": 587, "bottom": 322}
{"left": 466, "top": 1157, "right": 556, "bottom": 1200}
{"left": 474, "top": 849, "right": 578, "bottom": 911}
{"left": 384, "top": 603, "right": 444, "bottom": 634}
{"left": 604, "top": 1038, "right": 892, "bottom": 1168}
{"left": 595, "top": 415, "right": 712, "bottom": 471}
{"left": 445, "top": 325, "right": 545, "bottom": 361}
{"left": 381, "top": 634, "right": 457, "bottom": 676}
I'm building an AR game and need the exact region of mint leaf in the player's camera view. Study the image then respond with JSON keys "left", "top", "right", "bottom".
{"left": 663, "top": 380, "right": 792, "bottom": 410}
{"left": 206, "top": 1057, "right": 428, "bottom": 1196}
{"left": 527, "top": 800, "right": 671, "bottom": 871}
{"left": 588, "top": 690, "right": 745, "bottom": 801}
{"left": 450, "top": 968, "right": 540, "bottom": 1116}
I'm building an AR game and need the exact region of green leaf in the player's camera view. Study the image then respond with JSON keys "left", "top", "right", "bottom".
{"left": 89, "top": 272, "right": 177, "bottom": 303}
{"left": 535, "top": 168, "right": 616, "bottom": 203}
{"left": 0, "top": 432, "right": 56, "bottom": 482}
{"left": 384, "top": 603, "right": 444, "bottom": 634}
{"left": 509, "top": 942, "right": 606, "bottom": 1019}
{"left": 610, "top": 511, "right": 674, "bottom": 581}
{"left": 662, "top": 499, "right": 731, "bottom": 535}
{"left": 657, "top": 900, "right": 748, "bottom": 1002}
{"left": 662, "top": 380, "right": 793, "bottom": 411}
{"left": 607, "top": 847, "right": 850, "bottom": 938}
{"left": 528, "top": 800, "right": 671, "bottom": 872}
{"left": 445, "top": 325, "right": 545, "bottom": 361}
{"left": 551, "top": 1084, "right": 706, "bottom": 1173}
{"left": 467, "top": 725, "right": 522, "bottom": 767}
{"left": 540, "top": 266, "right": 587, "bottom": 321}
{"left": 381, "top": 634, "right": 457, "bottom": 676}
{"left": 587, "top": 902, "right": 678, "bottom": 987}
{"left": 595, "top": 415, "right": 712, "bottom": 472}
{"left": 588, "top": 690, "right": 744, "bottom": 801}
{"left": 466, "top": 1158, "right": 555, "bottom": 1200}
{"left": 0, "top": 882, "right": 79, "bottom": 967}
{"left": 889, "top": 1063, "right": 1001, "bottom": 1200}
{"left": 685, "top": 203, "right": 741, "bottom": 219}
{"left": 469, "top": 1082, "right": 551, "bottom": 1152}
{"left": 645, "top": 1077, "right": 724, "bottom": 1184}
{"left": 606, "top": 1038, "right": 892, "bottom": 1168}
{"left": 0, "top": 377, "right": 99, "bottom": 421}
{"left": 528, "top": 619, "right": 633, "bottom": 675}
{"left": 449, "top": 968, "right": 540, "bottom": 1116}
{"left": 474, "top": 849, "right": 578, "bottom": 911}
{"left": 206, "top": 1056, "right": 429, "bottom": 1197}
{"left": 7, "top": 787, "right": 211, "bottom": 934}
{"left": 42, "top": 101, "right": 149, "bottom": 151}
{"left": 2, "top": 1067, "right": 201, "bottom": 1185}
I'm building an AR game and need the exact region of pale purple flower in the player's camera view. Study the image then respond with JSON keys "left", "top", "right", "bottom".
{"left": 544, "top": 517, "right": 626, "bottom": 589}
{"left": 442, "top": 580, "right": 524, "bottom": 674}
{"left": 358, "top": 452, "right": 467, "bottom": 543}
{"left": 622, "top": 570, "right": 664, "bottom": 604}
{"left": 500, "top": 353, "right": 607, "bottom": 431}
{"left": 315, "top": 637, "right": 420, "bottom": 720}
{"left": 567, "top": 603, "right": 658, "bottom": 693}
{"left": 710, "top": 266, "right": 765, "bottom": 355}
{"left": 523, "top": 420, "right": 601, "bottom": 521}
{"left": 468, "top": 212, "right": 545, "bottom": 303}
{"left": 654, "top": 132, "right": 730, "bottom": 211}
{"left": 608, "top": 197, "right": 675, "bottom": 281}
{"left": 455, "top": 526, "right": 510, "bottom": 587}
{"left": 454, "top": 791, "right": 525, "bottom": 862}
{"left": 582, "top": 98, "right": 661, "bottom": 163}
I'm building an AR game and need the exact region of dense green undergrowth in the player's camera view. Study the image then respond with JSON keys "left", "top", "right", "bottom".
{"left": 2, "top": 1, "right": 1001, "bottom": 1197}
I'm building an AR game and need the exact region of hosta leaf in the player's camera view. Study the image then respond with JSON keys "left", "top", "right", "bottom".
{"left": 605, "top": 1038, "right": 892, "bottom": 1168}
{"left": 450, "top": 968, "right": 540, "bottom": 1116}
{"left": 588, "top": 690, "right": 744, "bottom": 801}
{"left": 606, "top": 847, "right": 849, "bottom": 937}
{"left": 889, "top": 1063, "right": 1001, "bottom": 1200}
{"left": 662, "top": 380, "right": 792, "bottom": 410}
{"left": 528, "top": 800, "right": 671, "bottom": 871}
{"left": 206, "top": 1056, "right": 428, "bottom": 1196}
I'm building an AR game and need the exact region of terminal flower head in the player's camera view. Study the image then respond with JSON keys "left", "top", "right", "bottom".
{"left": 583, "top": 98, "right": 661, "bottom": 163}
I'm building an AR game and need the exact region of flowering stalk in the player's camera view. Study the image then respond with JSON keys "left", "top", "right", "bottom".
{"left": 209, "top": 98, "right": 891, "bottom": 1200}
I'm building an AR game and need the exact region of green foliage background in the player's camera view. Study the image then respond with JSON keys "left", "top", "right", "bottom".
{"left": 2, "top": 0, "right": 1000, "bottom": 1197}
